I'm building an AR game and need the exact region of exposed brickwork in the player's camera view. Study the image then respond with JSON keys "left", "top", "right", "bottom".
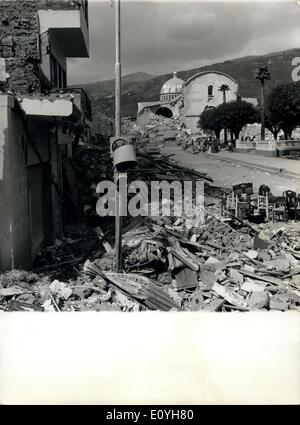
{"left": 0, "top": 0, "right": 82, "bottom": 94}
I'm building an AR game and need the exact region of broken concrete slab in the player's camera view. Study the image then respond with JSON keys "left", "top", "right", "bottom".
{"left": 257, "top": 250, "right": 271, "bottom": 263}
{"left": 267, "top": 259, "right": 290, "bottom": 273}
{"left": 243, "top": 264, "right": 255, "bottom": 273}
{"left": 203, "top": 257, "right": 225, "bottom": 272}
{"left": 212, "top": 282, "right": 248, "bottom": 309}
{"left": 269, "top": 294, "right": 290, "bottom": 311}
{"left": 246, "top": 250, "right": 258, "bottom": 260}
{"left": 50, "top": 280, "right": 72, "bottom": 300}
{"left": 200, "top": 297, "right": 225, "bottom": 312}
{"left": 188, "top": 289, "right": 205, "bottom": 311}
{"left": 228, "top": 268, "right": 244, "bottom": 285}
{"left": 247, "top": 291, "right": 269, "bottom": 310}
{"left": 199, "top": 270, "right": 218, "bottom": 290}
{"left": 241, "top": 278, "right": 266, "bottom": 292}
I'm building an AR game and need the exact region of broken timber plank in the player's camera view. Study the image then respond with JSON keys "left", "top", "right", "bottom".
{"left": 284, "top": 247, "right": 300, "bottom": 260}
{"left": 239, "top": 269, "right": 282, "bottom": 287}
{"left": 226, "top": 211, "right": 259, "bottom": 235}
{"left": 223, "top": 303, "right": 250, "bottom": 312}
{"left": 285, "top": 268, "right": 300, "bottom": 278}
{"left": 0, "top": 288, "right": 34, "bottom": 297}
{"left": 169, "top": 248, "right": 199, "bottom": 271}
{"left": 174, "top": 268, "right": 198, "bottom": 291}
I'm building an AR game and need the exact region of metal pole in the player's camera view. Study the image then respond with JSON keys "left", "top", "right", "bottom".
{"left": 115, "top": 0, "right": 121, "bottom": 137}
{"left": 114, "top": 0, "right": 122, "bottom": 271}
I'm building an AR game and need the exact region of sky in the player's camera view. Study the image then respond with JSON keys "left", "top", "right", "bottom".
{"left": 68, "top": 0, "right": 300, "bottom": 84}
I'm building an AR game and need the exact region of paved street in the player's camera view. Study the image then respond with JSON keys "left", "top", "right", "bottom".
{"left": 162, "top": 147, "right": 300, "bottom": 196}
{"left": 209, "top": 150, "right": 300, "bottom": 177}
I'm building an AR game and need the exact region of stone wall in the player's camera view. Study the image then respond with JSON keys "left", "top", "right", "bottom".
{"left": 0, "top": 0, "right": 82, "bottom": 94}
{"left": 0, "top": 0, "right": 41, "bottom": 93}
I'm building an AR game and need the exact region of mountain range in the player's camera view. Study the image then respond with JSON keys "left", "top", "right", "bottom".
{"left": 76, "top": 48, "right": 300, "bottom": 125}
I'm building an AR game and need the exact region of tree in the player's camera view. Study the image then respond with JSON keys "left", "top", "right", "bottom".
{"left": 218, "top": 84, "right": 230, "bottom": 103}
{"left": 199, "top": 107, "right": 223, "bottom": 139}
{"left": 256, "top": 66, "right": 271, "bottom": 140}
{"left": 216, "top": 100, "right": 257, "bottom": 140}
{"left": 267, "top": 82, "right": 300, "bottom": 139}
{"left": 264, "top": 110, "right": 281, "bottom": 140}
{"left": 199, "top": 101, "right": 257, "bottom": 141}
{"left": 218, "top": 84, "right": 230, "bottom": 143}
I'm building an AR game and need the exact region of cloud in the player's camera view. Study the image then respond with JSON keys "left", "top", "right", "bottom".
{"left": 167, "top": 11, "right": 216, "bottom": 40}
{"left": 67, "top": 0, "right": 300, "bottom": 84}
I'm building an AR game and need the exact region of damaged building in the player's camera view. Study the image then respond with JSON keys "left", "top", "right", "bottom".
{"left": 137, "top": 71, "right": 257, "bottom": 133}
{"left": 0, "top": 0, "right": 91, "bottom": 271}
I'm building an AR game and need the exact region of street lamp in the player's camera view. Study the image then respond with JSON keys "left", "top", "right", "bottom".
{"left": 112, "top": 0, "right": 136, "bottom": 271}
{"left": 114, "top": 0, "right": 122, "bottom": 271}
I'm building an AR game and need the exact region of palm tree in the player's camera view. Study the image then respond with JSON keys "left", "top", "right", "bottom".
{"left": 256, "top": 66, "right": 271, "bottom": 140}
{"left": 218, "top": 84, "right": 230, "bottom": 103}
{"left": 218, "top": 84, "right": 230, "bottom": 143}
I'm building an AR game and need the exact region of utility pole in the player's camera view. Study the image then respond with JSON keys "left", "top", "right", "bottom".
{"left": 115, "top": 0, "right": 121, "bottom": 138}
{"left": 114, "top": 0, "right": 122, "bottom": 271}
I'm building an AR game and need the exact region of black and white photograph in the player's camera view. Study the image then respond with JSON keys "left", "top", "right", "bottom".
{"left": 0, "top": 0, "right": 299, "bottom": 405}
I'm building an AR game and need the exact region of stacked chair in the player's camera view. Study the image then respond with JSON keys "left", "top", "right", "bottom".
{"left": 221, "top": 184, "right": 300, "bottom": 223}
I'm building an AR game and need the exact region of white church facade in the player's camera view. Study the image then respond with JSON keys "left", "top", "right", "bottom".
{"left": 137, "top": 70, "right": 242, "bottom": 133}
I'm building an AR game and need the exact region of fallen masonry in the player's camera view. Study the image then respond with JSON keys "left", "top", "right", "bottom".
{"left": 1, "top": 206, "right": 300, "bottom": 312}
{"left": 124, "top": 114, "right": 217, "bottom": 153}
{"left": 0, "top": 131, "right": 300, "bottom": 312}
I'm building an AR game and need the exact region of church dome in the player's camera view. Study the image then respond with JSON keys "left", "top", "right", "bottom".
{"left": 160, "top": 72, "right": 185, "bottom": 102}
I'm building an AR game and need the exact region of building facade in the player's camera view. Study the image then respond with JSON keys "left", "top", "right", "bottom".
{"left": 184, "top": 71, "right": 238, "bottom": 132}
{"left": 137, "top": 70, "right": 240, "bottom": 133}
{"left": 0, "top": 0, "right": 91, "bottom": 271}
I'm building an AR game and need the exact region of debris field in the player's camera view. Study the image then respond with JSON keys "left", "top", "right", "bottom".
{"left": 1, "top": 115, "right": 300, "bottom": 313}
{"left": 1, "top": 178, "right": 300, "bottom": 312}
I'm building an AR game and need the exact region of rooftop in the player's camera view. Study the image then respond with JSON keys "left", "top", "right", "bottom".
{"left": 160, "top": 72, "right": 185, "bottom": 95}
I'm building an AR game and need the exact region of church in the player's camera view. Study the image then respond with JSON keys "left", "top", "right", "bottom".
{"left": 137, "top": 70, "right": 254, "bottom": 134}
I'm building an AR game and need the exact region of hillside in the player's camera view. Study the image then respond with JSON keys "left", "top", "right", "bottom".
{"left": 79, "top": 48, "right": 300, "bottom": 126}
{"left": 75, "top": 72, "right": 155, "bottom": 120}
{"left": 78, "top": 72, "right": 155, "bottom": 97}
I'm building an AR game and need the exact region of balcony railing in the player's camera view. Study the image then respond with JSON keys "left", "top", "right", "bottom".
{"left": 62, "top": 87, "right": 92, "bottom": 121}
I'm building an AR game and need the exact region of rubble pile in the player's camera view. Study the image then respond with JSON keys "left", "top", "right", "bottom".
{"left": 1, "top": 212, "right": 299, "bottom": 312}
{"left": 133, "top": 114, "right": 214, "bottom": 153}
{"left": 1, "top": 119, "right": 299, "bottom": 313}
{"left": 73, "top": 143, "right": 113, "bottom": 201}
{"left": 72, "top": 117, "right": 216, "bottom": 218}
{"left": 133, "top": 115, "right": 196, "bottom": 150}
{"left": 32, "top": 225, "right": 101, "bottom": 275}
{"left": 73, "top": 143, "right": 113, "bottom": 211}
{"left": 118, "top": 217, "right": 300, "bottom": 312}
{"left": 73, "top": 139, "right": 218, "bottom": 221}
